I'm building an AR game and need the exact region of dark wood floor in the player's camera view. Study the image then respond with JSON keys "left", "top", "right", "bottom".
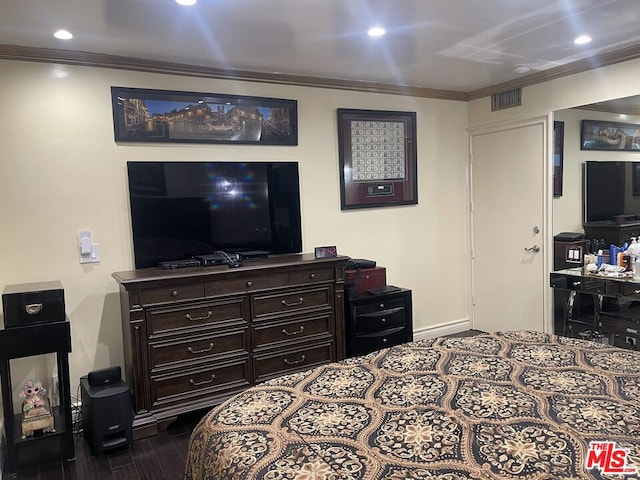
{"left": 4, "top": 330, "right": 484, "bottom": 479}
{"left": 3, "top": 409, "right": 206, "bottom": 480}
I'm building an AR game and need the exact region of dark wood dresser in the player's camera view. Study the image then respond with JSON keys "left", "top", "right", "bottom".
{"left": 112, "top": 253, "right": 349, "bottom": 439}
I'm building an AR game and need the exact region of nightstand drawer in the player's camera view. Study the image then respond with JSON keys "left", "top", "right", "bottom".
{"left": 355, "top": 326, "right": 408, "bottom": 355}
{"left": 355, "top": 306, "right": 406, "bottom": 334}
{"left": 354, "top": 296, "right": 408, "bottom": 316}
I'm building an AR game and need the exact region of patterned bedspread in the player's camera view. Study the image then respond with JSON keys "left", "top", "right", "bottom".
{"left": 185, "top": 331, "right": 640, "bottom": 479}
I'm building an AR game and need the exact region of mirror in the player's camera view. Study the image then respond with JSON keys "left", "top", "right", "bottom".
{"left": 553, "top": 94, "right": 640, "bottom": 238}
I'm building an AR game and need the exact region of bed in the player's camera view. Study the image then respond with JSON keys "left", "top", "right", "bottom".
{"left": 185, "top": 331, "right": 640, "bottom": 479}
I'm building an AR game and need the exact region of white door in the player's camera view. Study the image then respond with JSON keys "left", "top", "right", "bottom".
{"left": 470, "top": 117, "right": 550, "bottom": 333}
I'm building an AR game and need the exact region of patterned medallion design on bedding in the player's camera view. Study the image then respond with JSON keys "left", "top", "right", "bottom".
{"left": 185, "top": 332, "right": 640, "bottom": 479}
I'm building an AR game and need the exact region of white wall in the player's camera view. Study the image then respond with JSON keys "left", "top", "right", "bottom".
{"left": 553, "top": 109, "right": 640, "bottom": 234}
{"left": 0, "top": 60, "right": 470, "bottom": 408}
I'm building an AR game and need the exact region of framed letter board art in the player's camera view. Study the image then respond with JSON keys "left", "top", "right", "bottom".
{"left": 337, "top": 108, "right": 417, "bottom": 210}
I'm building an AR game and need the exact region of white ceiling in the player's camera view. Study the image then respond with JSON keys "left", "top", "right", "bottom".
{"left": 1, "top": 0, "right": 639, "bottom": 94}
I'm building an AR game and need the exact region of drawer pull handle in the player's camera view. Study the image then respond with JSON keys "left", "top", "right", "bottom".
{"left": 572, "top": 282, "right": 581, "bottom": 287}
{"left": 282, "top": 326, "right": 304, "bottom": 336}
{"left": 188, "top": 343, "right": 214, "bottom": 354}
{"left": 25, "top": 303, "right": 43, "bottom": 315}
{"left": 379, "top": 303, "right": 385, "bottom": 309}
{"left": 309, "top": 273, "right": 316, "bottom": 279}
{"left": 635, "top": 290, "right": 640, "bottom": 295}
{"left": 282, "top": 297, "right": 304, "bottom": 307}
{"left": 185, "top": 311, "right": 213, "bottom": 321}
{"left": 189, "top": 374, "right": 215, "bottom": 386}
{"left": 246, "top": 281, "right": 253, "bottom": 287}
{"left": 381, "top": 318, "right": 386, "bottom": 323}
{"left": 382, "top": 338, "right": 388, "bottom": 343}
{"left": 284, "top": 355, "right": 306, "bottom": 365}
{"left": 171, "top": 290, "right": 179, "bottom": 297}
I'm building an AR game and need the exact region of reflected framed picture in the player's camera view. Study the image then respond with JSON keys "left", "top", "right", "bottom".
{"left": 111, "top": 86, "right": 297, "bottom": 145}
{"left": 580, "top": 119, "right": 640, "bottom": 151}
{"left": 553, "top": 121, "right": 564, "bottom": 197}
{"left": 337, "top": 108, "right": 417, "bottom": 210}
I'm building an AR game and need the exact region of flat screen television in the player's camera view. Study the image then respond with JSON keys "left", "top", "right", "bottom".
{"left": 583, "top": 160, "right": 640, "bottom": 224}
{"left": 127, "top": 161, "right": 302, "bottom": 269}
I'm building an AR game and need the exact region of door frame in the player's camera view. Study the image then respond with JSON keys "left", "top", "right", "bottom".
{"left": 467, "top": 113, "right": 555, "bottom": 333}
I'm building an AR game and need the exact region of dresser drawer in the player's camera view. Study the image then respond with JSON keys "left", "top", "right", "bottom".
{"left": 252, "top": 313, "right": 332, "bottom": 350}
{"left": 252, "top": 286, "right": 332, "bottom": 320}
{"left": 148, "top": 298, "right": 247, "bottom": 337}
{"left": 288, "top": 268, "right": 334, "bottom": 285}
{"left": 151, "top": 359, "right": 250, "bottom": 407}
{"left": 149, "top": 328, "right": 248, "bottom": 371}
{"left": 253, "top": 343, "right": 333, "bottom": 382}
{"left": 618, "top": 281, "right": 640, "bottom": 300}
{"left": 355, "top": 326, "right": 408, "bottom": 356}
{"left": 355, "top": 306, "right": 406, "bottom": 334}
{"left": 205, "top": 273, "right": 288, "bottom": 297}
{"left": 141, "top": 283, "right": 204, "bottom": 306}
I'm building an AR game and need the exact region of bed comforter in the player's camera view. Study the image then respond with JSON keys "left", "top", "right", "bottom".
{"left": 185, "top": 331, "right": 640, "bottom": 479}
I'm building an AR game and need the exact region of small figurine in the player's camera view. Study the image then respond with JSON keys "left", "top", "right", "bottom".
{"left": 19, "top": 379, "right": 46, "bottom": 413}
{"left": 19, "top": 379, "right": 54, "bottom": 438}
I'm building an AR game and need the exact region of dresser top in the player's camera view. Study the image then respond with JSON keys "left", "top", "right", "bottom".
{"left": 113, "top": 253, "right": 350, "bottom": 286}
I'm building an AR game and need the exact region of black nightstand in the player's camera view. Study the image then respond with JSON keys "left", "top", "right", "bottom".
{"left": 345, "top": 288, "right": 413, "bottom": 357}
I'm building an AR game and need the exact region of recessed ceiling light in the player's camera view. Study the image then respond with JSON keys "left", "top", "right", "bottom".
{"left": 513, "top": 64, "right": 531, "bottom": 74}
{"left": 176, "top": 0, "right": 197, "bottom": 5}
{"left": 367, "top": 26, "right": 386, "bottom": 37}
{"left": 574, "top": 34, "right": 592, "bottom": 45}
{"left": 53, "top": 30, "right": 73, "bottom": 40}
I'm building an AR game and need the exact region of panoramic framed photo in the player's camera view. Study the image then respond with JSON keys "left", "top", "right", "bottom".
{"left": 581, "top": 119, "right": 640, "bottom": 151}
{"left": 111, "top": 86, "right": 298, "bottom": 145}
{"left": 337, "top": 108, "right": 417, "bottom": 210}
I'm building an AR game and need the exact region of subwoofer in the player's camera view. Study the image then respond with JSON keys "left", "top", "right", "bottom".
{"left": 80, "top": 370, "right": 133, "bottom": 456}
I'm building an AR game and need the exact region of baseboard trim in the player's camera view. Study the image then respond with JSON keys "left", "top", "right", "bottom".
{"left": 413, "top": 319, "right": 471, "bottom": 342}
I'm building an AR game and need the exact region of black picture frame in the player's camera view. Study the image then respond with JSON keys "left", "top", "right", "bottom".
{"left": 553, "top": 121, "right": 564, "bottom": 197}
{"left": 111, "top": 86, "right": 298, "bottom": 145}
{"left": 633, "top": 163, "right": 640, "bottom": 196}
{"left": 580, "top": 119, "right": 640, "bottom": 151}
{"left": 337, "top": 108, "right": 417, "bottom": 210}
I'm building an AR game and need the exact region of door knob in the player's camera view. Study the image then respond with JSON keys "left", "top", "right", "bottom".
{"left": 525, "top": 245, "right": 541, "bottom": 253}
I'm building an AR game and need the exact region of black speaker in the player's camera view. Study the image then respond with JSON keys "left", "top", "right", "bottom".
{"left": 88, "top": 366, "right": 122, "bottom": 387}
{"left": 80, "top": 372, "right": 133, "bottom": 456}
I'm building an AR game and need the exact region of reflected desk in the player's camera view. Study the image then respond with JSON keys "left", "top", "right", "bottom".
{"left": 550, "top": 268, "right": 640, "bottom": 349}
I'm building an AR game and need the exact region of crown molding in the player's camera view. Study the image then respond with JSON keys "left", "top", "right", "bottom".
{"left": 2, "top": 43, "right": 639, "bottom": 104}
{"left": 466, "top": 44, "right": 640, "bottom": 101}
{"left": 0, "top": 44, "right": 468, "bottom": 101}
{"left": 575, "top": 104, "right": 640, "bottom": 117}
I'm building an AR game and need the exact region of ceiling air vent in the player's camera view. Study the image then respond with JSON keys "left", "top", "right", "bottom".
{"left": 491, "top": 88, "right": 522, "bottom": 111}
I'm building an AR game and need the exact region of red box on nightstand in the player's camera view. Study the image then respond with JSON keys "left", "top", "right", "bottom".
{"left": 346, "top": 267, "right": 386, "bottom": 295}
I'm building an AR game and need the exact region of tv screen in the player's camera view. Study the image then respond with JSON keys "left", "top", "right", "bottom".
{"left": 127, "top": 161, "right": 302, "bottom": 268}
{"left": 584, "top": 161, "right": 640, "bottom": 224}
